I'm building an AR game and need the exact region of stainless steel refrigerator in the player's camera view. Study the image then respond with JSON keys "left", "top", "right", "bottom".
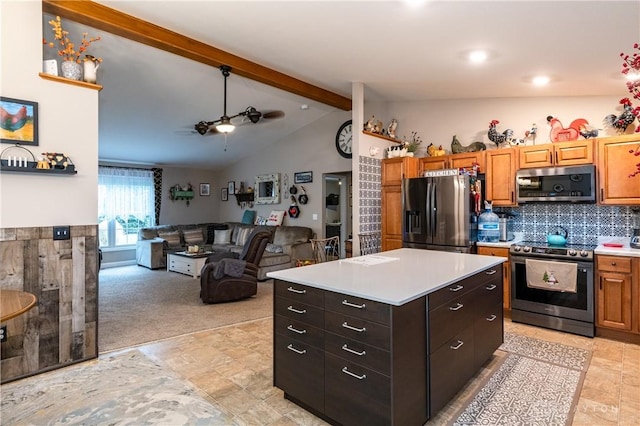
{"left": 402, "top": 172, "right": 474, "bottom": 253}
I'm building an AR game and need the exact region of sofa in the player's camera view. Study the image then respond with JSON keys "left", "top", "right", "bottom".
{"left": 136, "top": 221, "right": 314, "bottom": 280}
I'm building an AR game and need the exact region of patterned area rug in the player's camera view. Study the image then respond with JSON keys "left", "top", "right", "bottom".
{"left": 451, "top": 333, "right": 592, "bottom": 426}
{"left": 0, "top": 350, "right": 233, "bottom": 425}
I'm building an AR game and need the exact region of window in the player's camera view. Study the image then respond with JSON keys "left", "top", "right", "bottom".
{"left": 98, "top": 166, "right": 155, "bottom": 248}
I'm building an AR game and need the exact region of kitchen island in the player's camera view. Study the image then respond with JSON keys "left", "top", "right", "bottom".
{"left": 268, "top": 248, "right": 505, "bottom": 425}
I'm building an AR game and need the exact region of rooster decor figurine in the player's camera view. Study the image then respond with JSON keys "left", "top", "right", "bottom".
{"left": 546, "top": 115, "right": 589, "bottom": 142}
{"left": 487, "top": 120, "right": 513, "bottom": 148}
{"left": 604, "top": 98, "right": 639, "bottom": 134}
{"left": 451, "top": 135, "right": 486, "bottom": 153}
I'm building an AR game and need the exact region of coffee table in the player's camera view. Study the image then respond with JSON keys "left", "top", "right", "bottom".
{"left": 167, "top": 251, "right": 212, "bottom": 279}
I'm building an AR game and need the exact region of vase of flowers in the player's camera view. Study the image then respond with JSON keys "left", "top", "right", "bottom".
{"left": 43, "top": 16, "right": 102, "bottom": 81}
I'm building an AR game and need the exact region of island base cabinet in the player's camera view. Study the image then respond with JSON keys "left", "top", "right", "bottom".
{"left": 474, "top": 302, "right": 504, "bottom": 370}
{"left": 274, "top": 334, "right": 324, "bottom": 413}
{"left": 325, "top": 354, "right": 391, "bottom": 426}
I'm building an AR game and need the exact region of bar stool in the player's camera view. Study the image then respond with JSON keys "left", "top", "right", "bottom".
{"left": 310, "top": 236, "right": 340, "bottom": 263}
{"left": 358, "top": 232, "right": 380, "bottom": 255}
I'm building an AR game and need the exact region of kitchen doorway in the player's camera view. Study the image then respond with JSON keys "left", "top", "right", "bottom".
{"left": 323, "top": 172, "right": 352, "bottom": 258}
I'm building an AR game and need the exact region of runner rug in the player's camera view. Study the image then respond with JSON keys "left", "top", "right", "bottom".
{"left": 450, "top": 333, "right": 592, "bottom": 426}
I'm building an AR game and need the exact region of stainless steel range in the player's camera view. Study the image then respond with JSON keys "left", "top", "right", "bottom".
{"left": 510, "top": 241, "right": 596, "bottom": 337}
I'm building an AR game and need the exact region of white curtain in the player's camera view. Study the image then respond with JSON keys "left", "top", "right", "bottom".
{"left": 98, "top": 166, "right": 155, "bottom": 226}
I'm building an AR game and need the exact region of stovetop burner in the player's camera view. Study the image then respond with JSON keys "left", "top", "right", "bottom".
{"left": 510, "top": 241, "right": 596, "bottom": 260}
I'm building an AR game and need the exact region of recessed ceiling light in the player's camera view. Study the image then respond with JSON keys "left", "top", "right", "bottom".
{"left": 626, "top": 72, "right": 640, "bottom": 81}
{"left": 404, "top": 0, "right": 427, "bottom": 7}
{"left": 469, "top": 50, "right": 488, "bottom": 64}
{"left": 532, "top": 75, "right": 550, "bottom": 86}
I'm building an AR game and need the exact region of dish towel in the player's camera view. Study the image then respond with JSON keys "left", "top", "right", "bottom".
{"left": 213, "top": 259, "right": 247, "bottom": 279}
{"left": 525, "top": 259, "right": 577, "bottom": 293}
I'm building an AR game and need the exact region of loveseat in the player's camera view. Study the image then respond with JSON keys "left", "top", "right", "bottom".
{"left": 136, "top": 221, "right": 314, "bottom": 280}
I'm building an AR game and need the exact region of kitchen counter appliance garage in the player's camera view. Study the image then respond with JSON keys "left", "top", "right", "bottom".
{"left": 510, "top": 241, "right": 596, "bottom": 337}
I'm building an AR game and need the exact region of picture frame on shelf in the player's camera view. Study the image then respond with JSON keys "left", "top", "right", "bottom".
{"left": 0, "top": 97, "right": 39, "bottom": 146}
{"left": 199, "top": 183, "right": 210, "bottom": 196}
{"left": 221, "top": 188, "right": 228, "bottom": 201}
{"left": 228, "top": 180, "right": 235, "bottom": 195}
{"left": 294, "top": 171, "right": 313, "bottom": 184}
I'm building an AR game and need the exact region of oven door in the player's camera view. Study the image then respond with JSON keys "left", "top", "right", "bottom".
{"left": 510, "top": 256, "right": 594, "bottom": 323}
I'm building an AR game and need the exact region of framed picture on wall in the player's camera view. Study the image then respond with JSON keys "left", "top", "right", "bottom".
{"left": 0, "top": 97, "right": 39, "bottom": 146}
{"left": 228, "top": 180, "right": 235, "bottom": 195}
{"left": 221, "top": 188, "right": 228, "bottom": 201}
{"left": 199, "top": 183, "right": 210, "bottom": 196}
{"left": 294, "top": 171, "right": 313, "bottom": 184}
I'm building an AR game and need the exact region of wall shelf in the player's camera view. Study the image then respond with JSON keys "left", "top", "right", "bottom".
{"left": 234, "top": 192, "right": 255, "bottom": 208}
{"left": 362, "top": 130, "right": 402, "bottom": 144}
{"left": 0, "top": 163, "right": 77, "bottom": 175}
{"left": 39, "top": 73, "right": 103, "bottom": 91}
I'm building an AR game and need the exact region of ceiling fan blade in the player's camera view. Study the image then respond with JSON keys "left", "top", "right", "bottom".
{"left": 262, "top": 110, "right": 285, "bottom": 120}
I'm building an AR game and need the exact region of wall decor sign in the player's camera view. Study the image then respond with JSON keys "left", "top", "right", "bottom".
{"left": 199, "top": 183, "right": 210, "bottom": 196}
{"left": 221, "top": 187, "right": 228, "bottom": 201}
{"left": 1, "top": 97, "right": 39, "bottom": 146}
{"left": 294, "top": 171, "right": 313, "bottom": 184}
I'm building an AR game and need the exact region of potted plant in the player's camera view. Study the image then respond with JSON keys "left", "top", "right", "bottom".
{"left": 402, "top": 131, "right": 423, "bottom": 157}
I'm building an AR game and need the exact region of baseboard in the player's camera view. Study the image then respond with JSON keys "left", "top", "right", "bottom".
{"left": 101, "top": 260, "right": 137, "bottom": 269}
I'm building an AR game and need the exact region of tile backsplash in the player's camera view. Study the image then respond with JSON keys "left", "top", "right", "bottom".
{"left": 495, "top": 204, "right": 640, "bottom": 245}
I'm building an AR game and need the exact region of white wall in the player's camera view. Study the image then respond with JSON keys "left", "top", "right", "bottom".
{"left": 159, "top": 166, "right": 217, "bottom": 224}
{"left": 0, "top": 1, "right": 98, "bottom": 227}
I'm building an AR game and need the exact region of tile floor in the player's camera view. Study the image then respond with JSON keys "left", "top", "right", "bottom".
{"left": 124, "top": 316, "right": 640, "bottom": 426}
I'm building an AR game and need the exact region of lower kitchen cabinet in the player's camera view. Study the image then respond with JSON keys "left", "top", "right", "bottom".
{"left": 476, "top": 246, "right": 511, "bottom": 309}
{"left": 596, "top": 255, "right": 639, "bottom": 336}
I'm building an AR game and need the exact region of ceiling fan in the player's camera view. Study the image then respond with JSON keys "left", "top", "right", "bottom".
{"left": 194, "top": 65, "right": 284, "bottom": 136}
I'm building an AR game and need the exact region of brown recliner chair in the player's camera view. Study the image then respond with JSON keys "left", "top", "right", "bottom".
{"left": 200, "top": 230, "right": 271, "bottom": 304}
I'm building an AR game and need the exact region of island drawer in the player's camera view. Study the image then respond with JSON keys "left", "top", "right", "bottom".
{"left": 325, "top": 311, "right": 391, "bottom": 350}
{"left": 274, "top": 333, "right": 324, "bottom": 413}
{"left": 325, "top": 331, "right": 391, "bottom": 375}
{"left": 275, "top": 280, "right": 324, "bottom": 307}
{"left": 474, "top": 276, "right": 503, "bottom": 309}
{"left": 275, "top": 314, "right": 324, "bottom": 349}
{"left": 474, "top": 302, "right": 503, "bottom": 370}
{"left": 428, "top": 289, "right": 477, "bottom": 352}
{"left": 325, "top": 291, "right": 390, "bottom": 325}
{"left": 597, "top": 255, "right": 632, "bottom": 273}
{"left": 275, "top": 296, "right": 324, "bottom": 328}
{"left": 429, "top": 265, "right": 502, "bottom": 310}
{"left": 325, "top": 353, "right": 391, "bottom": 426}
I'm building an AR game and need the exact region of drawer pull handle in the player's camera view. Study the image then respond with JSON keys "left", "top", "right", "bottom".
{"left": 449, "top": 303, "right": 464, "bottom": 311}
{"left": 287, "top": 306, "right": 307, "bottom": 314}
{"left": 449, "top": 285, "right": 464, "bottom": 292}
{"left": 611, "top": 262, "right": 616, "bottom": 266}
{"left": 342, "top": 344, "right": 366, "bottom": 356}
{"left": 485, "top": 284, "right": 497, "bottom": 291}
{"left": 287, "top": 286, "right": 306, "bottom": 294}
{"left": 342, "top": 322, "right": 367, "bottom": 333}
{"left": 485, "top": 269, "right": 497, "bottom": 275}
{"left": 287, "top": 344, "right": 306, "bottom": 355}
{"left": 287, "top": 325, "right": 307, "bottom": 334}
{"left": 342, "top": 367, "right": 366, "bottom": 380}
{"left": 486, "top": 314, "right": 497, "bottom": 322}
{"left": 342, "top": 299, "right": 366, "bottom": 309}
{"left": 450, "top": 340, "right": 464, "bottom": 350}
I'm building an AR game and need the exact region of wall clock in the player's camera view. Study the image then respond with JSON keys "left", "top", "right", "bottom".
{"left": 335, "top": 119, "right": 353, "bottom": 158}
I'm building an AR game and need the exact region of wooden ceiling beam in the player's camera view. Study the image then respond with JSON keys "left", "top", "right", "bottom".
{"left": 42, "top": 0, "right": 352, "bottom": 111}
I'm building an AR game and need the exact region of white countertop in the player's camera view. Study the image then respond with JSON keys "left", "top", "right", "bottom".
{"left": 267, "top": 248, "right": 505, "bottom": 306}
{"left": 595, "top": 237, "right": 640, "bottom": 257}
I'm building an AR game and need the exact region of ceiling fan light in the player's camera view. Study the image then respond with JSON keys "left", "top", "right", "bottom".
{"left": 216, "top": 116, "right": 235, "bottom": 133}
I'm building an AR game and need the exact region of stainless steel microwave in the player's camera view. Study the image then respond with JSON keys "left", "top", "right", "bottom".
{"left": 515, "top": 165, "right": 596, "bottom": 203}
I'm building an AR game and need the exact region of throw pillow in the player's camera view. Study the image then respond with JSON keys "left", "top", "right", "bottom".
{"left": 236, "top": 227, "right": 255, "bottom": 246}
{"left": 213, "top": 229, "right": 232, "bottom": 244}
{"left": 241, "top": 210, "right": 256, "bottom": 225}
{"left": 158, "top": 230, "right": 182, "bottom": 248}
{"left": 206, "top": 223, "right": 228, "bottom": 244}
{"left": 183, "top": 228, "right": 204, "bottom": 245}
{"left": 266, "top": 210, "right": 285, "bottom": 226}
{"left": 265, "top": 243, "right": 283, "bottom": 253}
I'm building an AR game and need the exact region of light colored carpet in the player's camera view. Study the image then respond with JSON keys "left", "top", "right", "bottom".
{"left": 98, "top": 265, "right": 273, "bottom": 353}
{"left": 0, "top": 349, "right": 232, "bottom": 425}
{"left": 451, "top": 333, "right": 592, "bottom": 426}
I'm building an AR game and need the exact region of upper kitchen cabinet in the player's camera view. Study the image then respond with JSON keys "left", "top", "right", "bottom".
{"left": 486, "top": 149, "right": 518, "bottom": 207}
{"left": 381, "top": 157, "right": 419, "bottom": 251}
{"left": 382, "top": 157, "right": 419, "bottom": 186}
{"left": 519, "top": 140, "right": 594, "bottom": 169}
{"left": 419, "top": 151, "right": 485, "bottom": 174}
{"left": 597, "top": 134, "right": 640, "bottom": 205}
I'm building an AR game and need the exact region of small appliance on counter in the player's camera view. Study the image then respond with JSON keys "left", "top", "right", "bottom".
{"left": 498, "top": 214, "right": 515, "bottom": 242}
{"left": 631, "top": 229, "right": 640, "bottom": 249}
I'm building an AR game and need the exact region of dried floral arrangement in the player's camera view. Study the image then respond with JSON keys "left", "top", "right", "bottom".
{"left": 617, "top": 43, "right": 640, "bottom": 177}
{"left": 43, "top": 16, "right": 102, "bottom": 64}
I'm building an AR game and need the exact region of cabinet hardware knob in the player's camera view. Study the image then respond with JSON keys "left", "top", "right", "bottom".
{"left": 450, "top": 340, "right": 464, "bottom": 350}
{"left": 342, "top": 367, "right": 367, "bottom": 380}
{"left": 486, "top": 314, "right": 497, "bottom": 322}
{"left": 287, "top": 286, "right": 306, "bottom": 294}
{"left": 342, "top": 344, "right": 366, "bottom": 356}
{"left": 611, "top": 262, "right": 616, "bottom": 266}
{"left": 287, "top": 344, "right": 306, "bottom": 355}
{"left": 287, "top": 325, "right": 307, "bottom": 334}
{"left": 342, "top": 322, "right": 366, "bottom": 333}
{"left": 449, "top": 284, "right": 464, "bottom": 292}
{"left": 485, "top": 284, "right": 497, "bottom": 291}
{"left": 342, "top": 299, "right": 366, "bottom": 309}
{"left": 287, "top": 306, "right": 307, "bottom": 314}
{"left": 449, "top": 303, "right": 464, "bottom": 311}
{"left": 485, "top": 269, "right": 497, "bottom": 275}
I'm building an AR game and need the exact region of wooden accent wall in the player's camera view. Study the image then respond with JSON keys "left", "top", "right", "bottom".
{"left": 0, "top": 225, "right": 98, "bottom": 383}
